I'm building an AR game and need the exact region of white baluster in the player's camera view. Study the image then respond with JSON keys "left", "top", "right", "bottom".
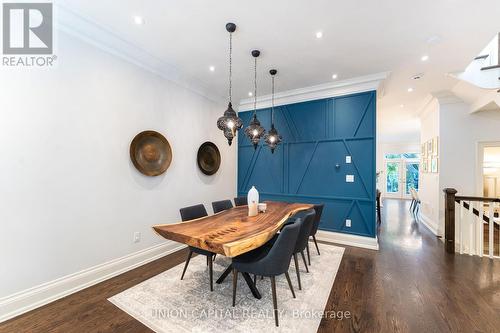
{"left": 459, "top": 200, "right": 464, "bottom": 254}
{"left": 496, "top": 202, "right": 500, "bottom": 258}
{"left": 488, "top": 202, "right": 494, "bottom": 258}
{"left": 469, "top": 201, "right": 474, "bottom": 255}
{"left": 478, "top": 202, "right": 484, "bottom": 257}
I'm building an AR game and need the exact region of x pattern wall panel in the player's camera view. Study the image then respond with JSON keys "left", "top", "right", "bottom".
{"left": 238, "top": 91, "right": 376, "bottom": 237}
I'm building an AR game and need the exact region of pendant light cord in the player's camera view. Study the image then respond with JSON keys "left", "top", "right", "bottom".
{"left": 229, "top": 32, "right": 232, "bottom": 103}
{"left": 253, "top": 57, "right": 257, "bottom": 115}
{"left": 271, "top": 75, "right": 275, "bottom": 125}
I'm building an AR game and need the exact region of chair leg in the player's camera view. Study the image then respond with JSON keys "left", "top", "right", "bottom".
{"left": 312, "top": 235, "right": 320, "bottom": 255}
{"left": 180, "top": 250, "right": 193, "bottom": 280}
{"left": 270, "top": 276, "right": 279, "bottom": 327}
{"left": 232, "top": 268, "right": 238, "bottom": 307}
{"left": 293, "top": 253, "right": 302, "bottom": 290}
{"left": 409, "top": 199, "right": 414, "bottom": 211}
{"left": 208, "top": 255, "right": 213, "bottom": 292}
{"left": 206, "top": 256, "right": 209, "bottom": 266}
{"left": 253, "top": 274, "right": 257, "bottom": 286}
{"left": 284, "top": 271, "right": 296, "bottom": 298}
{"left": 301, "top": 251, "right": 309, "bottom": 273}
{"left": 306, "top": 242, "right": 311, "bottom": 265}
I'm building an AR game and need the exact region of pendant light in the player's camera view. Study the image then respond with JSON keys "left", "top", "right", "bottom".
{"left": 244, "top": 50, "right": 266, "bottom": 149}
{"left": 217, "top": 22, "right": 243, "bottom": 146}
{"left": 264, "top": 69, "right": 282, "bottom": 153}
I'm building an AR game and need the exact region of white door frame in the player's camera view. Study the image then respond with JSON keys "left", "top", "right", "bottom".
{"left": 476, "top": 141, "right": 500, "bottom": 197}
{"left": 384, "top": 158, "right": 420, "bottom": 199}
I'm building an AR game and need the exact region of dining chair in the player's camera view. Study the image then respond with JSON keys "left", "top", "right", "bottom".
{"left": 290, "top": 209, "right": 315, "bottom": 290}
{"left": 411, "top": 188, "right": 421, "bottom": 214}
{"left": 233, "top": 196, "right": 247, "bottom": 206}
{"left": 231, "top": 220, "right": 301, "bottom": 327}
{"left": 306, "top": 204, "right": 324, "bottom": 265}
{"left": 212, "top": 199, "right": 233, "bottom": 214}
{"left": 179, "top": 204, "right": 215, "bottom": 291}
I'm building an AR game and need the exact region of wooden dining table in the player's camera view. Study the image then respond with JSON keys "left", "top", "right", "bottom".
{"left": 153, "top": 201, "right": 313, "bottom": 299}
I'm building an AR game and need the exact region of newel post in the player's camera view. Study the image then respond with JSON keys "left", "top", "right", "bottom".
{"left": 443, "top": 188, "right": 458, "bottom": 253}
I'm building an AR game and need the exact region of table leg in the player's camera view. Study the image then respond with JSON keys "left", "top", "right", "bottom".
{"left": 216, "top": 264, "right": 262, "bottom": 299}
{"left": 242, "top": 272, "right": 262, "bottom": 299}
{"left": 216, "top": 264, "right": 233, "bottom": 284}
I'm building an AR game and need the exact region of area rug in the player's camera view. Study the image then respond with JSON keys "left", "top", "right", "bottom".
{"left": 108, "top": 244, "right": 344, "bottom": 333}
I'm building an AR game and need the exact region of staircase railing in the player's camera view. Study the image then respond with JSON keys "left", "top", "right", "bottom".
{"left": 443, "top": 188, "right": 500, "bottom": 257}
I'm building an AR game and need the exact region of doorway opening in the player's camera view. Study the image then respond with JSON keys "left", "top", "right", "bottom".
{"left": 384, "top": 153, "right": 420, "bottom": 199}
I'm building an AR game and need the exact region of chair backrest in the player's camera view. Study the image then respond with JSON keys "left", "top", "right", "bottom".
{"left": 212, "top": 200, "right": 233, "bottom": 214}
{"left": 179, "top": 204, "right": 208, "bottom": 222}
{"left": 234, "top": 196, "right": 247, "bottom": 206}
{"left": 257, "top": 219, "right": 301, "bottom": 276}
{"left": 413, "top": 188, "right": 420, "bottom": 201}
{"left": 294, "top": 209, "right": 316, "bottom": 253}
{"left": 309, "top": 204, "right": 324, "bottom": 236}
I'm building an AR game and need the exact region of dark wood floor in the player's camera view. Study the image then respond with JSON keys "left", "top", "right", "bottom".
{"left": 2, "top": 199, "right": 500, "bottom": 332}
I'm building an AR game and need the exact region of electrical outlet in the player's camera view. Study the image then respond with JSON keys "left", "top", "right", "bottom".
{"left": 346, "top": 219, "right": 352, "bottom": 227}
{"left": 346, "top": 175, "right": 354, "bottom": 182}
{"left": 346, "top": 155, "right": 352, "bottom": 163}
{"left": 133, "top": 232, "right": 141, "bottom": 243}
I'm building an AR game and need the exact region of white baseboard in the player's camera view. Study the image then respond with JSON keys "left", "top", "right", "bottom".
{"left": 0, "top": 241, "right": 185, "bottom": 323}
{"left": 316, "top": 230, "right": 379, "bottom": 250}
{"left": 419, "top": 213, "right": 440, "bottom": 236}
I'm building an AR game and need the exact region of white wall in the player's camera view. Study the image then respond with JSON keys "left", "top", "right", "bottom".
{"left": 0, "top": 32, "right": 236, "bottom": 299}
{"left": 418, "top": 98, "right": 440, "bottom": 234}
{"left": 418, "top": 92, "right": 500, "bottom": 236}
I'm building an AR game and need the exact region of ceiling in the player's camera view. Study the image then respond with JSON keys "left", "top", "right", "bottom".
{"left": 60, "top": 0, "right": 500, "bottom": 142}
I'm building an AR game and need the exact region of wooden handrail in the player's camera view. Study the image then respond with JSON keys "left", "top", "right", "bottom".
{"left": 455, "top": 199, "right": 499, "bottom": 223}
{"left": 455, "top": 196, "right": 500, "bottom": 203}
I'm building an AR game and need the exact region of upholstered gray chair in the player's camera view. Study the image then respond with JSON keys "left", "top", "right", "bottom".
{"left": 306, "top": 204, "right": 324, "bottom": 264}
{"left": 212, "top": 200, "right": 233, "bottom": 214}
{"left": 233, "top": 196, "right": 247, "bottom": 206}
{"left": 179, "top": 204, "right": 215, "bottom": 291}
{"left": 290, "top": 209, "right": 315, "bottom": 290}
{"left": 231, "top": 220, "right": 301, "bottom": 327}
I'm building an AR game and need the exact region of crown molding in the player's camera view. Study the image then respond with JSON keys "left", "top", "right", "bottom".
{"left": 54, "top": 4, "right": 224, "bottom": 104}
{"left": 238, "top": 72, "right": 389, "bottom": 112}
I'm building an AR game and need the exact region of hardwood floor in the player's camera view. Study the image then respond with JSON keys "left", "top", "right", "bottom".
{"left": 319, "top": 199, "right": 500, "bottom": 333}
{"left": 2, "top": 199, "right": 500, "bottom": 332}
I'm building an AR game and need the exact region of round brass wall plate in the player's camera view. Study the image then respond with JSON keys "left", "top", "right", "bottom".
{"left": 130, "top": 131, "right": 172, "bottom": 176}
{"left": 197, "top": 142, "right": 221, "bottom": 175}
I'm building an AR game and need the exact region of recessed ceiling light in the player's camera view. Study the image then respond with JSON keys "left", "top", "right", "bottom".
{"left": 209, "top": 66, "right": 215, "bottom": 72}
{"left": 407, "top": 88, "right": 414, "bottom": 92}
{"left": 400, "top": 104, "right": 405, "bottom": 108}
{"left": 411, "top": 73, "right": 424, "bottom": 80}
{"left": 133, "top": 16, "right": 145, "bottom": 25}
{"left": 316, "top": 31, "right": 323, "bottom": 39}
{"left": 427, "top": 35, "right": 442, "bottom": 44}
{"left": 248, "top": 92, "right": 253, "bottom": 97}
{"left": 421, "top": 55, "right": 429, "bottom": 62}
{"left": 332, "top": 74, "right": 338, "bottom": 79}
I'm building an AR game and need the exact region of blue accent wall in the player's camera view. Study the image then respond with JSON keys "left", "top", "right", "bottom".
{"left": 237, "top": 91, "right": 377, "bottom": 238}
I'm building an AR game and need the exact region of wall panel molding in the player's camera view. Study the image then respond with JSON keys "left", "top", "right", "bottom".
{"left": 238, "top": 91, "right": 378, "bottom": 239}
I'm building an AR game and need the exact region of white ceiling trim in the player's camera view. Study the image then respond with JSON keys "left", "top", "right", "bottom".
{"left": 238, "top": 72, "right": 389, "bottom": 112}
{"left": 54, "top": 4, "right": 224, "bottom": 104}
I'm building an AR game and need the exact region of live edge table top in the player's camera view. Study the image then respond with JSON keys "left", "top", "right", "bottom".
{"left": 152, "top": 201, "right": 313, "bottom": 258}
